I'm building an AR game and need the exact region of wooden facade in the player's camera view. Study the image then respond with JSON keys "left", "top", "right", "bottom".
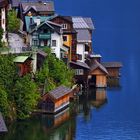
{"left": 50, "top": 16, "right": 77, "bottom": 61}
{"left": 101, "top": 62, "right": 122, "bottom": 78}
{"left": 69, "top": 61, "right": 90, "bottom": 87}
{"left": 89, "top": 68, "right": 107, "bottom": 88}
{"left": 14, "top": 56, "right": 33, "bottom": 76}
{"left": 40, "top": 86, "right": 72, "bottom": 114}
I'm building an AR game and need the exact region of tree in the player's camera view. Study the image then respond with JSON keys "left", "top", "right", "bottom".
{"left": 0, "top": 86, "right": 9, "bottom": 117}
{"left": 0, "top": 28, "right": 3, "bottom": 48}
{"left": 13, "top": 75, "right": 39, "bottom": 119}
{"left": 35, "top": 48, "right": 74, "bottom": 93}
{"left": 7, "top": 10, "right": 20, "bottom": 32}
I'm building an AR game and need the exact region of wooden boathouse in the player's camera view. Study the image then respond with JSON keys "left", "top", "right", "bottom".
{"left": 39, "top": 86, "right": 72, "bottom": 114}
{"left": 88, "top": 60, "right": 108, "bottom": 88}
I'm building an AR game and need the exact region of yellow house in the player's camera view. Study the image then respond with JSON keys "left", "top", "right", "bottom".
{"left": 50, "top": 15, "right": 77, "bottom": 61}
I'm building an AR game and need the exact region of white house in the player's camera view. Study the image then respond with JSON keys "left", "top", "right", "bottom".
{"left": 26, "top": 16, "right": 68, "bottom": 59}
{"left": 72, "top": 17, "right": 94, "bottom": 62}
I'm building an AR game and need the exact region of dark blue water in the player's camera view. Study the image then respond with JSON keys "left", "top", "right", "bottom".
{"left": 55, "top": 0, "right": 140, "bottom": 139}
{"left": 1, "top": 0, "right": 140, "bottom": 139}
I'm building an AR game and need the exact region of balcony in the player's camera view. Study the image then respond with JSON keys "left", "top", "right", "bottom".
{"left": 38, "top": 33, "right": 51, "bottom": 40}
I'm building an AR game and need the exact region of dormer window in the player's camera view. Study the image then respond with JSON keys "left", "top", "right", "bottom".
{"left": 62, "top": 24, "right": 67, "bottom": 29}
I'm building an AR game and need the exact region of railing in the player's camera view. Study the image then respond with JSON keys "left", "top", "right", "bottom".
{"left": 38, "top": 34, "right": 51, "bottom": 39}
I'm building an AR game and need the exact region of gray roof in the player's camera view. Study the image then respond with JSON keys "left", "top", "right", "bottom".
{"left": 22, "top": 1, "right": 54, "bottom": 13}
{"left": 49, "top": 86, "right": 71, "bottom": 100}
{"left": 90, "top": 60, "right": 108, "bottom": 74}
{"left": 72, "top": 17, "right": 94, "bottom": 30}
{"left": 101, "top": 62, "right": 123, "bottom": 68}
{"left": 83, "top": 17, "right": 94, "bottom": 30}
{"left": 76, "top": 29, "right": 91, "bottom": 42}
{"left": 0, "top": 112, "right": 7, "bottom": 132}
{"left": 70, "top": 61, "right": 90, "bottom": 69}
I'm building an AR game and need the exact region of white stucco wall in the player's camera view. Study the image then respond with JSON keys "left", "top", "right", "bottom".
{"left": 77, "top": 43, "right": 85, "bottom": 62}
{"left": 1, "top": 8, "right": 6, "bottom": 42}
{"left": 51, "top": 32, "right": 62, "bottom": 59}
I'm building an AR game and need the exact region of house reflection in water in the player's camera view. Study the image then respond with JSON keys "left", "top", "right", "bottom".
{"left": 90, "top": 88, "right": 107, "bottom": 108}
{"left": 41, "top": 107, "right": 76, "bottom": 140}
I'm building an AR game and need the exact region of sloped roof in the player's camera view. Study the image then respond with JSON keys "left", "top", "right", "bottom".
{"left": 90, "top": 60, "right": 108, "bottom": 74}
{"left": 21, "top": 1, "right": 54, "bottom": 13}
{"left": 72, "top": 17, "right": 94, "bottom": 30}
{"left": 49, "top": 15, "right": 73, "bottom": 23}
{"left": 76, "top": 29, "right": 91, "bottom": 42}
{"left": 70, "top": 61, "right": 90, "bottom": 69}
{"left": 0, "top": 0, "right": 8, "bottom": 7}
{"left": 13, "top": 56, "right": 32, "bottom": 63}
{"left": 25, "top": 16, "right": 52, "bottom": 32}
{"left": 101, "top": 62, "right": 123, "bottom": 68}
{"left": 30, "top": 20, "right": 61, "bottom": 34}
{"left": 0, "top": 112, "right": 7, "bottom": 132}
{"left": 48, "top": 86, "right": 71, "bottom": 100}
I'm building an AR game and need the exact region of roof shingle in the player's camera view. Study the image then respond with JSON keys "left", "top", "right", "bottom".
{"left": 101, "top": 62, "right": 123, "bottom": 68}
{"left": 48, "top": 86, "right": 72, "bottom": 100}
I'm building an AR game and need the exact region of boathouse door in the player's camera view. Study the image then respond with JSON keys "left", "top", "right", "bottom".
{"left": 42, "top": 98, "right": 54, "bottom": 112}
{"left": 90, "top": 75, "right": 96, "bottom": 87}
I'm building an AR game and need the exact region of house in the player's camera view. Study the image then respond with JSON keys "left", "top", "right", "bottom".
{"left": 0, "top": 0, "right": 9, "bottom": 42}
{"left": 49, "top": 15, "right": 77, "bottom": 61}
{"left": 69, "top": 61, "right": 90, "bottom": 87}
{"left": 27, "top": 16, "right": 68, "bottom": 59}
{"left": 19, "top": 0, "right": 54, "bottom": 29}
{"left": 72, "top": 17, "right": 94, "bottom": 62}
{"left": 88, "top": 60, "right": 108, "bottom": 88}
{"left": 13, "top": 55, "right": 33, "bottom": 76}
{"left": 0, "top": 112, "right": 8, "bottom": 132}
{"left": 101, "top": 62, "right": 122, "bottom": 78}
{"left": 39, "top": 86, "right": 72, "bottom": 114}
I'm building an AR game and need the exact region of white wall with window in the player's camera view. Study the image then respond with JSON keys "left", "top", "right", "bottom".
{"left": 77, "top": 43, "right": 85, "bottom": 62}
{"left": 1, "top": 7, "right": 6, "bottom": 42}
{"left": 51, "top": 32, "right": 62, "bottom": 59}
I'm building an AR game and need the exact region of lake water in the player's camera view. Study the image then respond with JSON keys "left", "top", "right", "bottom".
{"left": 1, "top": 0, "right": 140, "bottom": 139}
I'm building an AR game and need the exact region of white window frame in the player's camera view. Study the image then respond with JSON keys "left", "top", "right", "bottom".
{"left": 75, "top": 69, "right": 84, "bottom": 75}
{"left": 63, "top": 35, "right": 68, "bottom": 42}
{"left": 52, "top": 40, "right": 57, "bottom": 47}
{"left": 62, "top": 24, "right": 68, "bottom": 29}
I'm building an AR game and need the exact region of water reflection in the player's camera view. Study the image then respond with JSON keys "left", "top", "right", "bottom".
{"left": 0, "top": 88, "right": 108, "bottom": 140}
{"left": 77, "top": 88, "right": 108, "bottom": 121}
{"left": 0, "top": 108, "right": 76, "bottom": 140}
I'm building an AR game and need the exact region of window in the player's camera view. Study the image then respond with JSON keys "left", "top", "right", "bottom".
{"left": 52, "top": 40, "right": 57, "bottom": 47}
{"left": 62, "top": 24, "right": 67, "bottom": 29}
{"left": 63, "top": 36, "right": 67, "bottom": 42}
{"left": 75, "top": 69, "right": 84, "bottom": 75}
{"left": 2, "top": 19, "right": 4, "bottom": 25}
{"left": 33, "top": 39, "right": 38, "bottom": 46}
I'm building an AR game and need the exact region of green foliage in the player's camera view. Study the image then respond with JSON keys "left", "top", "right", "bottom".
{"left": 0, "top": 86, "right": 9, "bottom": 117}
{"left": 36, "top": 48, "right": 74, "bottom": 92}
{"left": 7, "top": 10, "right": 20, "bottom": 32}
{"left": 0, "top": 28, "right": 3, "bottom": 48}
{"left": 0, "top": 55, "right": 39, "bottom": 120}
{"left": 0, "top": 55, "right": 17, "bottom": 96}
{"left": 13, "top": 75, "right": 39, "bottom": 119}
